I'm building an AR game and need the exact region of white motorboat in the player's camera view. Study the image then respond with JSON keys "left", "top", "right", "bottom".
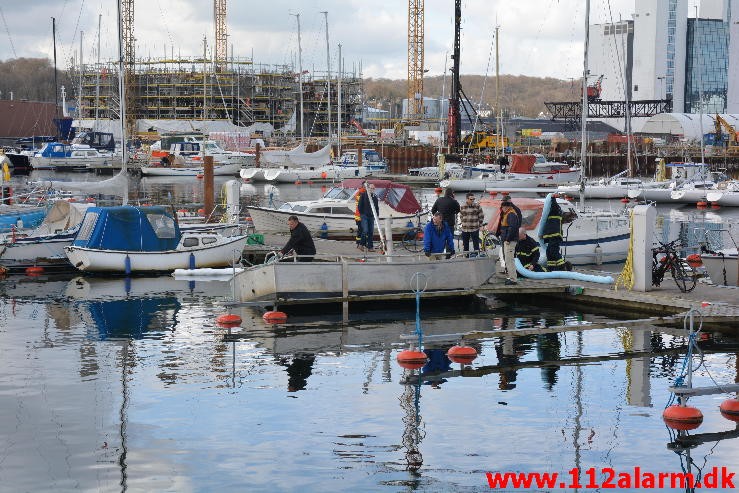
{"left": 481, "top": 195, "right": 631, "bottom": 265}
{"left": 233, "top": 253, "right": 497, "bottom": 302}
{"left": 441, "top": 172, "right": 543, "bottom": 192}
{"left": 30, "top": 142, "right": 121, "bottom": 170}
{"left": 706, "top": 188, "right": 739, "bottom": 207}
{"left": 409, "top": 162, "right": 466, "bottom": 180}
{"left": 700, "top": 248, "right": 738, "bottom": 286}
{"left": 332, "top": 149, "right": 388, "bottom": 173}
{"left": 508, "top": 154, "right": 582, "bottom": 184}
{"left": 241, "top": 167, "right": 266, "bottom": 181}
{"left": 262, "top": 164, "right": 373, "bottom": 183}
{"left": 246, "top": 178, "right": 428, "bottom": 239}
{"left": 140, "top": 161, "right": 242, "bottom": 177}
{"left": 64, "top": 205, "right": 249, "bottom": 273}
{"left": 558, "top": 170, "right": 666, "bottom": 199}
{"left": 0, "top": 200, "right": 94, "bottom": 268}
{"left": 627, "top": 163, "right": 728, "bottom": 203}
{"left": 261, "top": 142, "right": 333, "bottom": 167}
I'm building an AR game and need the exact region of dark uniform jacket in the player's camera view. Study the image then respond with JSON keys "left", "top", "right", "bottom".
{"left": 515, "top": 234, "right": 541, "bottom": 269}
{"left": 542, "top": 196, "right": 563, "bottom": 242}
{"left": 357, "top": 190, "right": 379, "bottom": 217}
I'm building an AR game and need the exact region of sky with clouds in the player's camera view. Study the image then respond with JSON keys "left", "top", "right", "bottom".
{"left": 0, "top": 0, "right": 700, "bottom": 80}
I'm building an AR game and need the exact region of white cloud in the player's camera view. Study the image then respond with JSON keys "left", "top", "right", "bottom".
{"left": 0, "top": 0, "right": 700, "bottom": 80}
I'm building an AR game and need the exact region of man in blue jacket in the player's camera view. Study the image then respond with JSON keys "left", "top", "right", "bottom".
{"left": 423, "top": 212, "right": 455, "bottom": 260}
{"left": 357, "top": 183, "right": 380, "bottom": 252}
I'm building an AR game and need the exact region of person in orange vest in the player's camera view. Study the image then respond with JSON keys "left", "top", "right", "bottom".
{"left": 354, "top": 188, "right": 363, "bottom": 248}
{"left": 496, "top": 199, "right": 521, "bottom": 285}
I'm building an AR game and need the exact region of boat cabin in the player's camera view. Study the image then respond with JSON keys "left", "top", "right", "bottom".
{"left": 73, "top": 206, "right": 183, "bottom": 251}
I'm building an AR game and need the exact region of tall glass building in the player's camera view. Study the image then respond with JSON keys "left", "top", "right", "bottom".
{"left": 684, "top": 18, "right": 729, "bottom": 113}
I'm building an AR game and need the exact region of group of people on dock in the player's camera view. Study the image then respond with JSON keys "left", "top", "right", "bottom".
{"left": 277, "top": 186, "right": 568, "bottom": 277}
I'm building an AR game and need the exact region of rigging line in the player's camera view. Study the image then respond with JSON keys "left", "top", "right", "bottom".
{"left": 466, "top": 28, "right": 496, "bottom": 156}
{"left": 0, "top": 7, "right": 17, "bottom": 58}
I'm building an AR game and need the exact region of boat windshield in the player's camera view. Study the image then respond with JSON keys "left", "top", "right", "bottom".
{"left": 323, "top": 187, "right": 355, "bottom": 200}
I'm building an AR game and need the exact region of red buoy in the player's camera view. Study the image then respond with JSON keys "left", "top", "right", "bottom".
{"left": 662, "top": 405, "right": 703, "bottom": 430}
{"left": 447, "top": 345, "right": 478, "bottom": 364}
{"left": 397, "top": 350, "right": 428, "bottom": 370}
{"left": 720, "top": 399, "right": 739, "bottom": 422}
{"left": 295, "top": 180, "right": 302, "bottom": 185}
{"left": 686, "top": 253, "right": 702, "bottom": 268}
{"left": 216, "top": 314, "right": 242, "bottom": 327}
{"left": 196, "top": 174, "right": 204, "bottom": 179}
{"left": 711, "top": 203, "right": 721, "bottom": 209}
{"left": 86, "top": 197, "right": 95, "bottom": 203}
{"left": 263, "top": 311, "right": 288, "bottom": 323}
{"left": 620, "top": 197, "right": 630, "bottom": 203}
{"left": 434, "top": 187, "right": 443, "bottom": 195}
{"left": 489, "top": 191, "right": 498, "bottom": 197}
{"left": 25, "top": 266, "right": 44, "bottom": 275}
{"left": 697, "top": 201, "right": 708, "bottom": 208}
{"left": 197, "top": 208, "right": 206, "bottom": 216}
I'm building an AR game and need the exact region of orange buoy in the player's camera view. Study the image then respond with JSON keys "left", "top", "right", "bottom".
{"left": 701, "top": 301, "right": 712, "bottom": 308}
{"left": 263, "top": 311, "right": 288, "bottom": 323}
{"left": 196, "top": 174, "right": 204, "bottom": 179}
{"left": 489, "top": 191, "right": 498, "bottom": 197}
{"left": 720, "top": 399, "right": 739, "bottom": 422}
{"left": 86, "top": 197, "right": 95, "bottom": 203}
{"left": 434, "top": 187, "right": 443, "bottom": 195}
{"left": 620, "top": 197, "right": 630, "bottom": 203}
{"left": 447, "top": 345, "right": 478, "bottom": 364}
{"left": 662, "top": 405, "right": 703, "bottom": 430}
{"left": 321, "top": 171, "right": 328, "bottom": 179}
{"left": 295, "top": 180, "right": 302, "bottom": 185}
{"left": 197, "top": 208, "right": 205, "bottom": 216}
{"left": 216, "top": 314, "right": 242, "bottom": 326}
{"left": 25, "top": 266, "right": 44, "bottom": 275}
{"left": 397, "top": 349, "right": 428, "bottom": 370}
{"left": 686, "top": 253, "right": 702, "bottom": 268}
{"left": 697, "top": 201, "right": 708, "bottom": 208}
{"left": 711, "top": 203, "right": 721, "bottom": 209}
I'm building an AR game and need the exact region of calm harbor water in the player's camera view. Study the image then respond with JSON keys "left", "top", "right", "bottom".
{"left": 1, "top": 171, "right": 738, "bottom": 492}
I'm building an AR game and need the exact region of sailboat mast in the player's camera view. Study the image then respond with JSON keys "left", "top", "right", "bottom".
{"left": 79, "top": 31, "right": 84, "bottom": 122}
{"left": 94, "top": 14, "right": 101, "bottom": 131}
{"left": 322, "top": 12, "right": 331, "bottom": 144}
{"left": 579, "top": 0, "right": 591, "bottom": 209}
{"left": 337, "top": 43, "right": 342, "bottom": 156}
{"left": 117, "top": 0, "right": 128, "bottom": 205}
{"left": 52, "top": 17, "right": 59, "bottom": 121}
{"left": 292, "top": 13, "right": 304, "bottom": 143}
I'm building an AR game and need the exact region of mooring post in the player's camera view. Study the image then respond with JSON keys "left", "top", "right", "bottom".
{"left": 384, "top": 218, "right": 393, "bottom": 260}
{"left": 203, "top": 155, "right": 215, "bottom": 221}
{"left": 631, "top": 204, "right": 656, "bottom": 292}
{"left": 224, "top": 179, "right": 240, "bottom": 224}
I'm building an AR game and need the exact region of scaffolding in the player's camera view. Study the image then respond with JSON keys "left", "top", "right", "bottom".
{"left": 74, "top": 56, "right": 362, "bottom": 137}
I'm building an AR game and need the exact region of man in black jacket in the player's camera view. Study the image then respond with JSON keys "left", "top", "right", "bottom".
{"left": 280, "top": 215, "right": 316, "bottom": 262}
{"left": 497, "top": 199, "right": 520, "bottom": 285}
{"left": 431, "top": 188, "right": 461, "bottom": 232}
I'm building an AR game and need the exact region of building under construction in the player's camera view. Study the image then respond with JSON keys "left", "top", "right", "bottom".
{"left": 72, "top": 57, "right": 362, "bottom": 139}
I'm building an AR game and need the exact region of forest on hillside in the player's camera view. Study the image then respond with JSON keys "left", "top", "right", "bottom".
{"left": 0, "top": 58, "right": 579, "bottom": 119}
{"left": 364, "top": 74, "right": 582, "bottom": 119}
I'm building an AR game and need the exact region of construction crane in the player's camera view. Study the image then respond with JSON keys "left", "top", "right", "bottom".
{"left": 214, "top": 0, "right": 227, "bottom": 72}
{"left": 714, "top": 114, "right": 739, "bottom": 155}
{"left": 407, "top": 0, "right": 424, "bottom": 118}
{"left": 121, "top": 0, "right": 136, "bottom": 139}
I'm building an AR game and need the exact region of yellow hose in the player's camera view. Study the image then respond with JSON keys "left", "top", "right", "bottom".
{"left": 614, "top": 209, "right": 635, "bottom": 291}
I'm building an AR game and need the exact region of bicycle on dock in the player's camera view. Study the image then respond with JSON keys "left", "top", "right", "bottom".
{"left": 651, "top": 239, "right": 697, "bottom": 293}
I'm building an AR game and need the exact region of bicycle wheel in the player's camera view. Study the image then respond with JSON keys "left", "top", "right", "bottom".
{"left": 671, "top": 261, "right": 697, "bottom": 293}
{"left": 402, "top": 227, "right": 424, "bottom": 252}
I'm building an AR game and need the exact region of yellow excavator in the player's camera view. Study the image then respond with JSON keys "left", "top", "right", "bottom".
{"left": 461, "top": 131, "right": 509, "bottom": 150}
{"left": 714, "top": 114, "right": 739, "bottom": 155}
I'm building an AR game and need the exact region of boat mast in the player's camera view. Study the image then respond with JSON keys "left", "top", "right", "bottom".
{"left": 94, "top": 14, "right": 101, "bottom": 131}
{"left": 52, "top": 17, "right": 59, "bottom": 122}
{"left": 579, "top": 0, "right": 591, "bottom": 209}
{"left": 695, "top": 6, "right": 706, "bottom": 170}
{"left": 322, "top": 12, "right": 331, "bottom": 145}
{"left": 79, "top": 31, "right": 84, "bottom": 124}
{"left": 291, "top": 13, "right": 304, "bottom": 144}
{"left": 117, "top": 0, "right": 129, "bottom": 205}
{"left": 337, "top": 43, "right": 342, "bottom": 157}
